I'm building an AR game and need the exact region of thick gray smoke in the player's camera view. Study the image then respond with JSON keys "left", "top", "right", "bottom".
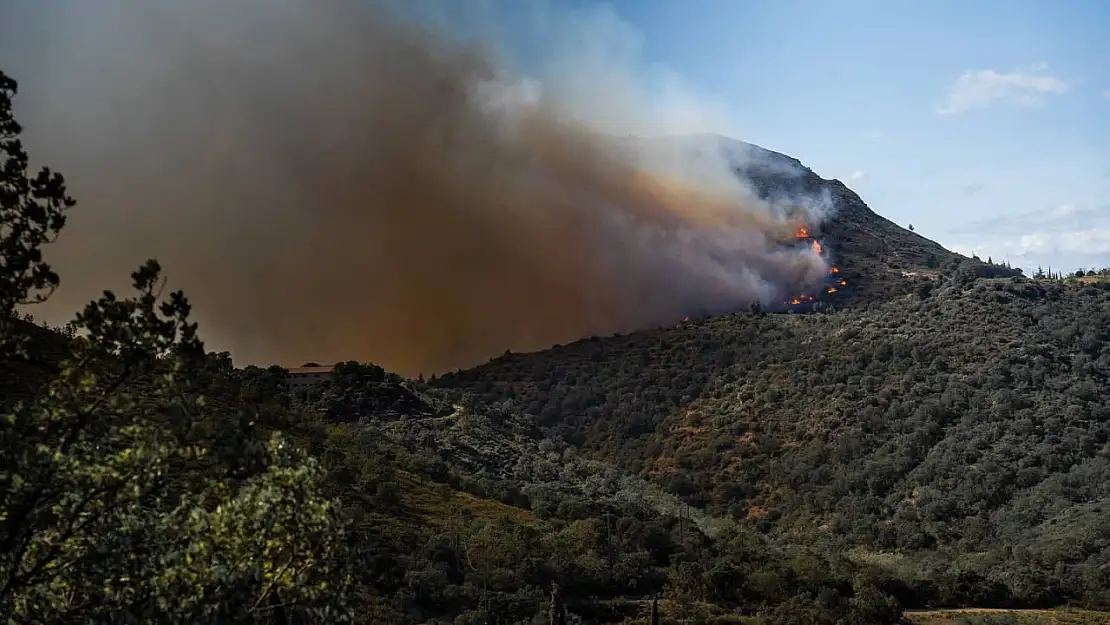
{"left": 1, "top": 0, "right": 831, "bottom": 375}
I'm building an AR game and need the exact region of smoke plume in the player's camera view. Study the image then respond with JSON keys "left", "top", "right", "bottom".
{"left": 1, "top": 0, "right": 831, "bottom": 375}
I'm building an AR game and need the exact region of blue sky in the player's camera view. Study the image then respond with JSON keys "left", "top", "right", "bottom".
{"left": 517, "top": 0, "right": 1110, "bottom": 274}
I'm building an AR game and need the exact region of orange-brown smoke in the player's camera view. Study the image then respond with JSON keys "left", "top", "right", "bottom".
{"left": 2, "top": 0, "right": 830, "bottom": 375}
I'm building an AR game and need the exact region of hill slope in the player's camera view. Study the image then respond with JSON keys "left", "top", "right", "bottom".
{"left": 437, "top": 271, "right": 1110, "bottom": 606}
{"left": 432, "top": 142, "right": 1110, "bottom": 608}
{"left": 630, "top": 134, "right": 983, "bottom": 310}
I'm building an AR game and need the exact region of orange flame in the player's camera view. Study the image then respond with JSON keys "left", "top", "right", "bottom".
{"left": 830, "top": 266, "right": 840, "bottom": 274}
{"left": 839, "top": 279, "right": 847, "bottom": 286}
{"left": 826, "top": 287, "right": 838, "bottom": 294}
{"left": 812, "top": 240, "right": 823, "bottom": 255}
{"left": 790, "top": 298, "right": 801, "bottom": 305}
{"left": 795, "top": 226, "right": 810, "bottom": 239}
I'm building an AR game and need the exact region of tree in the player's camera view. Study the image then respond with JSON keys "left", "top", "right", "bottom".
{"left": 0, "top": 72, "right": 73, "bottom": 315}
{"left": 845, "top": 577, "right": 902, "bottom": 624}
{"left": 549, "top": 582, "right": 567, "bottom": 625}
{"left": 0, "top": 68, "right": 353, "bottom": 623}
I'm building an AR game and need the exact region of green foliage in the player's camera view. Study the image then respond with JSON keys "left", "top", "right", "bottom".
{"left": 0, "top": 68, "right": 353, "bottom": 623}
{"left": 435, "top": 273, "right": 1110, "bottom": 610}
{"left": 308, "top": 361, "right": 437, "bottom": 422}
{"left": 0, "top": 72, "right": 73, "bottom": 313}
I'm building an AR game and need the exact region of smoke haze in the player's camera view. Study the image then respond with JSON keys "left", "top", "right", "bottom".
{"left": 1, "top": 0, "right": 831, "bottom": 375}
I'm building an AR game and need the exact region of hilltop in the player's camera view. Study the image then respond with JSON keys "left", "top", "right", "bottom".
{"left": 625, "top": 134, "right": 980, "bottom": 313}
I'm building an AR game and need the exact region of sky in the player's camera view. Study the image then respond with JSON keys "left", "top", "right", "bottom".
{"left": 1, "top": 0, "right": 1108, "bottom": 281}
{"left": 551, "top": 0, "right": 1110, "bottom": 275}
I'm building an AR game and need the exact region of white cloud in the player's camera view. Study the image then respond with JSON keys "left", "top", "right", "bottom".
{"left": 950, "top": 202, "right": 1110, "bottom": 272}
{"left": 958, "top": 202, "right": 1109, "bottom": 235}
{"left": 956, "top": 230, "right": 1110, "bottom": 268}
{"left": 849, "top": 170, "right": 867, "bottom": 182}
{"left": 1014, "top": 229, "right": 1110, "bottom": 256}
{"left": 936, "top": 62, "right": 1069, "bottom": 116}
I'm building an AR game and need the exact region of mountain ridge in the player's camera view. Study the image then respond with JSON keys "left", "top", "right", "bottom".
{"left": 625, "top": 133, "right": 983, "bottom": 315}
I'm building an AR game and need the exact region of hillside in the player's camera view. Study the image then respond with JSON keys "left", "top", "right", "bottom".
{"left": 733, "top": 136, "right": 1019, "bottom": 312}
{"left": 719, "top": 134, "right": 967, "bottom": 272}
{"left": 435, "top": 273, "right": 1110, "bottom": 606}
{"left": 6, "top": 321, "right": 933, "bottom": 624}
{"left": 631, "top": 134, "right": 988, "bottom": 311}
{"left": 430, "top": 138, "right": 1109, "bottom": 611}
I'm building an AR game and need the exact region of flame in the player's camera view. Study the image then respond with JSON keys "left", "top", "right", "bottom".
{"left": 782, "top": 227, "right": 845, "bottom": 308}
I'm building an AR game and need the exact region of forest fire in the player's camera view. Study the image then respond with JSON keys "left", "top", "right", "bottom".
{"left": 783, "top": 225, "right": 846, "bottom": 310}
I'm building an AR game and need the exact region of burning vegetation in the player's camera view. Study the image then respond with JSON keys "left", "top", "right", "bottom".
{"left": 785, "top": 225, "right": 845, "bottom": 310}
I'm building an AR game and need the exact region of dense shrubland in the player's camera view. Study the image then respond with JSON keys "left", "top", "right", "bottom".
{"left": 436, "top": 268, "right": 1110, "bottom": 612}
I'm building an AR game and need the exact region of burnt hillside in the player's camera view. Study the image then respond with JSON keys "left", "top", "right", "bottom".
{"left": 723, "top": 136, "right": 978, "bottom": 309}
